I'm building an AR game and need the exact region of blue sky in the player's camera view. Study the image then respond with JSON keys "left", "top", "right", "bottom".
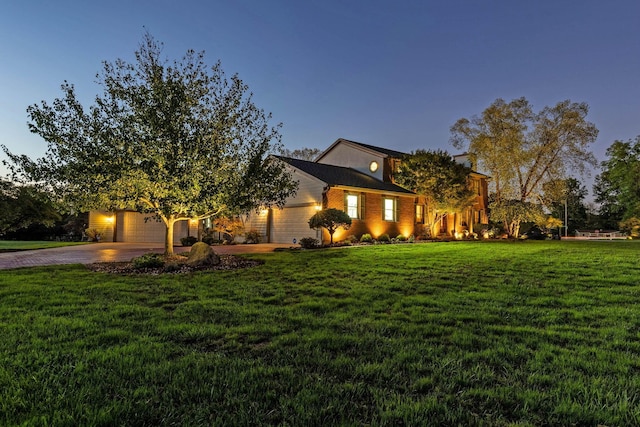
{"left": 1, "top": 0, "right": 639, "bottom": 191}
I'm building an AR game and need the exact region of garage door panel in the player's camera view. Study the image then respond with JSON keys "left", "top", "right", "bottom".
{"left": 271, "top": 206, "right": 319, "bottom": 244}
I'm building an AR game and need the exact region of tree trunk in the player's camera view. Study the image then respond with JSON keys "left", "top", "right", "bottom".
{"left": 164, "top": 216, "right": 175, "bottom": 256}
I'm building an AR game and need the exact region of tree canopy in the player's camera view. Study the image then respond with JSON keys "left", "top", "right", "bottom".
{"left": 0, "top": 180, "right": 61, "bottom": 237}
{"left": 450, "top": 97, "right": 598, "bottom": 237}
{"left": 278, "top": 147, "right": 321, "bottom": 161}
{"left": 594, "top": 136, "right": 640, "bottom": 229}
{"left": 394, "top": 149, "right": 475, "bottom": 237}
{"left": 450, "top": 97, "right": 598, "bottom": 203}
{"left": 2, "top": 33, "right": 297, "bottom": 254}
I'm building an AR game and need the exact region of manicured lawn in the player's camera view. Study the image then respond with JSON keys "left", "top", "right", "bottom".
{"left": 0, "top": 240, "right": 89, "bottom": 252}
{"left": 1, "top": 241, "right": 639, "bottom": 425}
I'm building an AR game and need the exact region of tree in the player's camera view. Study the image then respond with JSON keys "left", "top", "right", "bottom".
{"left": 450, "top": 97, "right": 598, "bottom": 236}
{"left": 489, "top": 199, "right": 545, "bottom": 238}
{"left": 0, "top": 180, "right": 61, "bottom": 237}
{"left": 394, "top": 149, "right": 475, "bottom": 237}
{"left": 308, "top": 208, "right": 351, "bottom": 244}
{"left": 2, "top": 33, "right": 297, "bottom": 255}
{"left": 594, "top": 136, "right": 640, "bottom": 229}
{"left": 542, "top": 178, "right": 588, "bottom": 234}
{"left": 279, "top": 147, "right": 321, "bottom": 161}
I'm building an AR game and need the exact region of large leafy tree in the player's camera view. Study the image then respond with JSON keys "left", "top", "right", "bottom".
{"left": 450, "top": 97, "right": 598, "bottom": 236}
{"left": 394, "top": 149, "right": 475, "bottom": 237}
{"left": 2, "top": 33, "right": 297, "bottom": 254}
{"left": 594, "top": 136, "right": 640, "bottom": 229}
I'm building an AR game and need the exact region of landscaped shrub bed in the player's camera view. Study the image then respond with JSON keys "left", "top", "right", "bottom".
{"left": 1, "top": 241, "right": 640, "bottom": 425}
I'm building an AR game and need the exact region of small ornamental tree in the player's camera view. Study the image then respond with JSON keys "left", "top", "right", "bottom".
{"left": 308, "top": 208, "right": 352, "bottom": 244}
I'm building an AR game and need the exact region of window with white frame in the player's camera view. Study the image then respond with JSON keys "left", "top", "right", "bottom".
{"left": 346, "top": 194, "right": 359, "bottom": 219}
{"left": 383, "top": 197, "right": 397, "bottom": 222}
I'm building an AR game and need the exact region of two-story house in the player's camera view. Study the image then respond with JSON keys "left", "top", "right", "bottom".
{"left": 244, "top": 138, "right": 489, "bottom": 244}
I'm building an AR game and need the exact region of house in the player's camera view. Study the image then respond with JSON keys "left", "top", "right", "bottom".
{"left": 243, "top": 138, "right": 489, "bottom": 244}
{"left": 88, "top": 138, "right": 489, "bottom": 244}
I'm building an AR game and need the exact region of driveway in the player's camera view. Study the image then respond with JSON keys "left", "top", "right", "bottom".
{"left": 0, "top": 242, "right": 294, "bottom": 270}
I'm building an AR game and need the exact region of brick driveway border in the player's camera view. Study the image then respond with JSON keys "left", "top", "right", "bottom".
{"left": 0, "top": 242, "right": 294, "bottom": 270}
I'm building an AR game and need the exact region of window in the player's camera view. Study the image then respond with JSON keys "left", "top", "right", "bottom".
{"left": 383, "top": 197, "right": 397, "bottom": 222}
{"left": 346, "top": 194, "right": 360, "bottom": 219}
{"left": 416, "top": 204, "right": 424, "bottom": 224}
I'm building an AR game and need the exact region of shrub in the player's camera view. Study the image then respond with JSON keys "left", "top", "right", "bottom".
{"left": 163, "top": 261, "right": 183, "bottom": 273}
{"left": 132, "top": 253, "right": 165, "bottom": 269}
{"left": 187, "top": 242, "right": 220, "bottom": 266}
{"left": 244, "top": 229, "right": 262, "bottom": 244}
{"left": 360, "top": 233, "right": 373, "bottom": 243}
{"left": 299, "top": 237, "right": 320, "bottom": 249}
{"left": 408, "top": 234, "right": 415, "bottom": 243}
{"left": 85, "top": 228, "right": 103, "bottom": 242}
{"left": 201, "top": 235, "right": 215, "bottom": 245}
{"left": 377, "top": 233, "right": 390, "bottom": 243}
{"left": 344, "top": 234, "right": 359, "bottom": 243}
{"left": 180, "top": 236, "right": 198, "bottom": 246}
{"left": 396, "top": 234, "right": 407, "bottom": 242}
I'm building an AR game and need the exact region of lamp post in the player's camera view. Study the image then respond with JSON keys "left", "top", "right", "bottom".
{"left": 564, "top": 199, "right": 568, "bottom": 238}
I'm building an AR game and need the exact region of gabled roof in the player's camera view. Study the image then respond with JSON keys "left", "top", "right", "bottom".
{"left": 277, "top": 156, "right": 415, "bottom": 195}
{"left": 315, "top": 138, "right": 407, "bottom": 162}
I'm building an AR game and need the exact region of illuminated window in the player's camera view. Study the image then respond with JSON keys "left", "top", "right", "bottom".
{"left": 416, "top": 204, "right": 424, "bottom": 224}
{"left": 383, "top": 197, "right": 397, "bottom": 222}
{"left": 346, "top": 194, "right": 359, "bottom": 219}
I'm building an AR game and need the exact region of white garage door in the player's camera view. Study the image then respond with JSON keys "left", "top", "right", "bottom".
{"left": 270, "top": 206, "right": 320, "bottom": 244}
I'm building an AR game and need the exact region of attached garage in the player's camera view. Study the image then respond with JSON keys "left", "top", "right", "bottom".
{"left": 270, "top": 205, "right": 321, "bottom": 244}
{"left": 112, "top": 211, "right": 188, "bottom": 244}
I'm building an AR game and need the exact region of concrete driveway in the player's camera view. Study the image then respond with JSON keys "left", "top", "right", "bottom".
{"left": 0, "top": 242, "right": 294, "bottom": 270}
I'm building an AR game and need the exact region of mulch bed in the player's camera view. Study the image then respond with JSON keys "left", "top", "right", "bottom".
{"left": 86, "top": 254, "right": 263, "bottom": 275}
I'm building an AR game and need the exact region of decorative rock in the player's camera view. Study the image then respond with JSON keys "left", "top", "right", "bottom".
{"left": 187, "top": 242, "right": 221, "bottom": 266}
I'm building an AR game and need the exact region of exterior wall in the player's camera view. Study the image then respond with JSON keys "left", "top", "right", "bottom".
{"left": 87, "top": 211, "right": 115, "bottom": 242}
{"left": 324, "top": 188, "right": 415, "bottom": 243}
{"left": 242, "top": 163, "right": 325, "bottom": 244}
{"left": 316, "top": 143, "right": 386, "bottom": 181}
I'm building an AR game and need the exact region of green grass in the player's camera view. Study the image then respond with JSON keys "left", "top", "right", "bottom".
{"left": 0, "top": 240, "right": 90, "bottom": 251}
{"left": 1, "top": 240, "right": 640, "bottom": 426}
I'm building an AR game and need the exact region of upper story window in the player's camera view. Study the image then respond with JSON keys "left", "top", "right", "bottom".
{"left": 383, "top": 197, "right": 397, "bottom": 222}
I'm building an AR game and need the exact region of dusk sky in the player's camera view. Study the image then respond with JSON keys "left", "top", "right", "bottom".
{"left": 1, "top": 0, "right": 638, "bottom": 194}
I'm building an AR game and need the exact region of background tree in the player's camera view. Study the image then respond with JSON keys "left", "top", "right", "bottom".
{"left": 2, "top": 33, "right": 297, "bottom": 254}
{"left": 0, "top": 180, "right": 61, "bottom": 237}
{"left": 542, "top": 178, "right": 588, "bottom": 234}
{"left": 279, "top": 147, "right": 321, "bottom": 161}
{"left": 394, "top": 149, "right": 475, "bottom": 237}
{"left": 450, "top": 97, "right": 598, "bottom": 236}
{"left": 308, "top": 208, "right": 351, "bottom": 244}
{"left": 594, "top": 136, "right": 640, "bottom": 229}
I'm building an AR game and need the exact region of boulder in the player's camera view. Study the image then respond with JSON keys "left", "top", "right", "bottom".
{"left": 187, "top": 242, "right": 221, "bottom": 266}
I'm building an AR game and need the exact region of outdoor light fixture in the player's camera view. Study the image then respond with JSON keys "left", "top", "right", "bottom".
{"left": 369, "top": 161, "right": 379, "bottom": 172}
{"left": 314, "top": 203, "right": 322, "bottom": 211}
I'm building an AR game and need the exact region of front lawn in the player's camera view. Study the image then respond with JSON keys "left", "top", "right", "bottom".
{"left": 0, "top": 240, "right": 89, "bottom": 252}
{"left": 1, "top": 241, "right": 639, "bottom": 425}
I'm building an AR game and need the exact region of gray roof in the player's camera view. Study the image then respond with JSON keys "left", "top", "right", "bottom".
{"left": 278, "top": 156, "right": 415, "bottom": 195}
